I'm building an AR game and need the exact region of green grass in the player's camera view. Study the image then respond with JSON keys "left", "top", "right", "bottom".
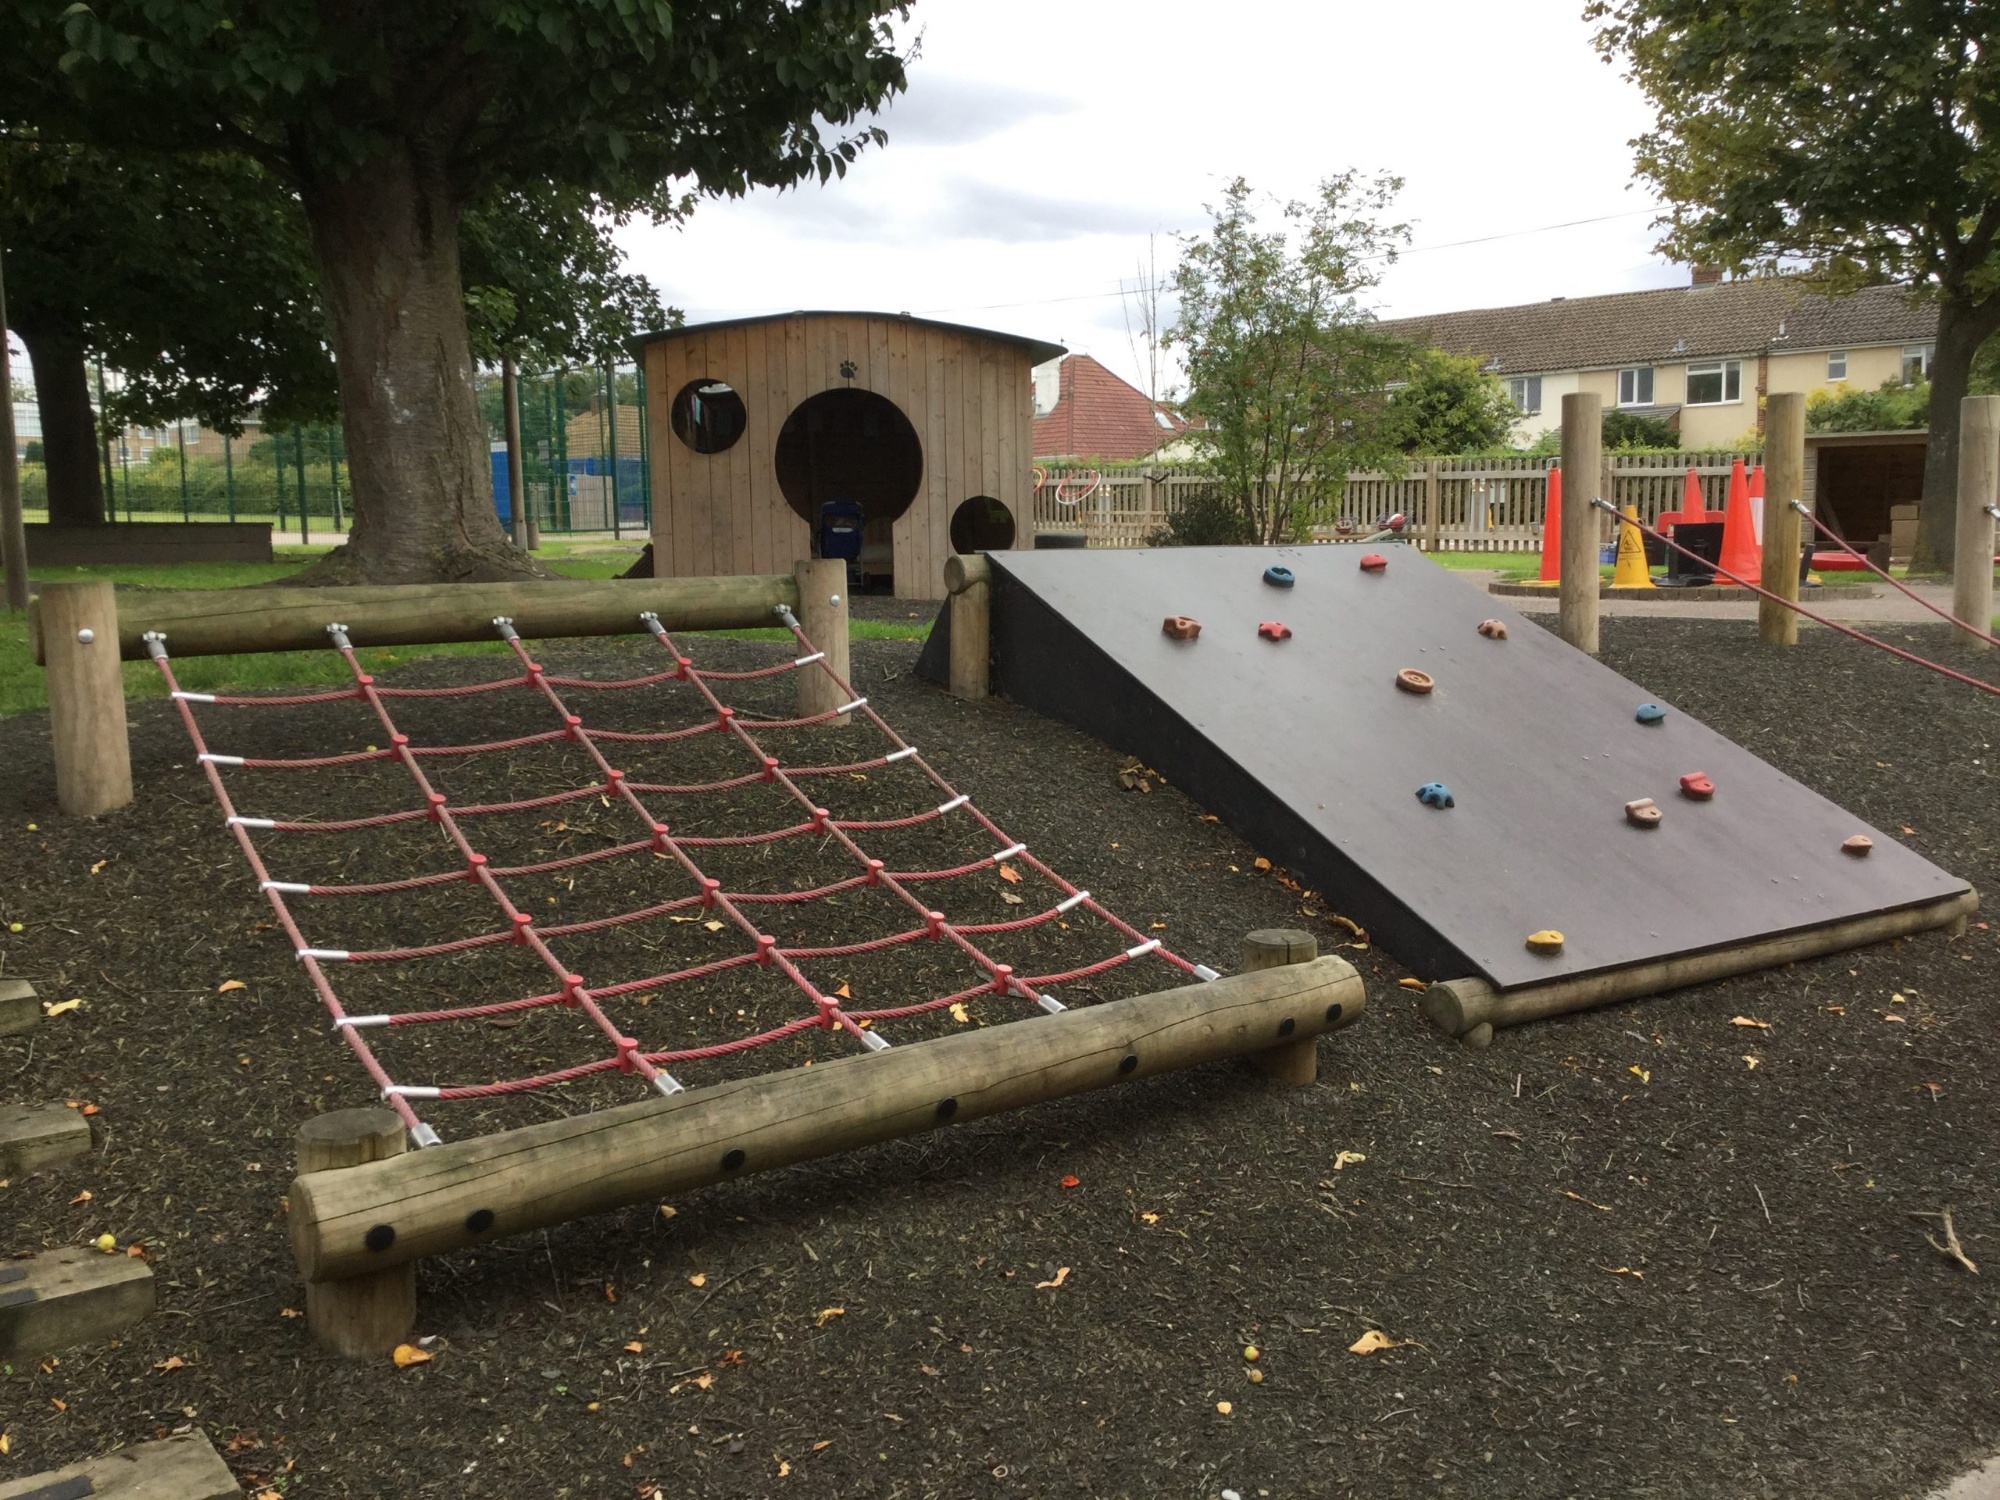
{"left": 0, "top": 549, "right": 927, "bottom": 717}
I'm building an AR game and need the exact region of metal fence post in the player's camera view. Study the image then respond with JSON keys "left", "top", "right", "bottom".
{"left": 604, "top": 360, "right": 620, "bottom": 540}
{"left": 635, "top": 359, "right": 651, "bottom": 531}
{"left": 178, "top": 421, "right": 190, "bottom": 521}
{"left": 225, "top": 432, "right": 236, "bottom": 522}
{"left": 295, "top": 427, "right": 309, "bottom": 546}
{"left": 276, "top": 428, "right": 288, "bottom": 531}
{"left": 329, "top": 428, "right": 343, "bottom": 532}
{"left": 95, "top": 362, "right": 116, "bottom": 522}
{"left": 554, "top": 372, "right": 570, "bottom": 532}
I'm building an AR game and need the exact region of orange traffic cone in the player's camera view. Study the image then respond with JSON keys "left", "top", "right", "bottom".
{"left": 1748, "top": 463, "right": 1766, "bottom": 545}
{"left": 1714, "top": 458, "right": 1761, "bottom": 585}
{"left": 1682, "top": 466, "right": 1704, "bottom": 519}
{"left": 1534, "top": 466, "right": 1562, "bottom": 583}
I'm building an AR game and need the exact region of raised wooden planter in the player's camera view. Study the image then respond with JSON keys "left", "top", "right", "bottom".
{"left": 26, "top": 521, "right": 273, "bottom": 566}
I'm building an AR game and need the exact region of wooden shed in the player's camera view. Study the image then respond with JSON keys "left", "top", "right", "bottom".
{"left": 634, "top": 312, "right": 1065, "bottom": 600}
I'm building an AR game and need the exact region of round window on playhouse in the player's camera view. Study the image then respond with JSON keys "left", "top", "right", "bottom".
{"left": 670, "top": 379, "right": 747, "bottom": 454}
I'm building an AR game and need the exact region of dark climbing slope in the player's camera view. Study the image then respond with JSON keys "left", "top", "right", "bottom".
{"left": 924, "top": 544, "right": 1968, "bottom": 990}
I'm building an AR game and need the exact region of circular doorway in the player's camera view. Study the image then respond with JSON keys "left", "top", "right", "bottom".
{"left": 950, "top": 495, "right": 1016, "bottom": 554}
{"left": 774, "top": 388, "right": 924, "bottom": 528}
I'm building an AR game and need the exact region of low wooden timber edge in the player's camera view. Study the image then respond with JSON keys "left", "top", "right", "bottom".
{"left": 32, "top": 573, "right": 805, "bottom": 664}
{"left": 290, "top": 954, "right": 1364, "bottom": 1284}
{"left": 1421, "top": 887, "right": 1979, "bottom": 1039}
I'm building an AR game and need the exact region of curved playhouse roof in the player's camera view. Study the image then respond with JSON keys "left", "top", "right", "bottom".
{"left": 631, "top": 310, "right": 1066, "bottom": 368}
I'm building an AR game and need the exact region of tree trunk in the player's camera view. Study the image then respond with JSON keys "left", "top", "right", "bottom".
{"left": 289, "top": 142, "right": 542, "bottom": 585}
{"left": 1912, "top": 293, "right": 2000, "bottom": 574}
{"left": 18, "top": 327, "right": 106, "bottom": 528}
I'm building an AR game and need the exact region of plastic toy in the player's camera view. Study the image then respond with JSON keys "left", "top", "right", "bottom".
{"left": 1679, "top": 772, "right": 1714, "bottom": 800}
{"left": 1415, "top": 781, "right": 1455, "bottom": 809}
{"left": 1525, "top": 929, "right": 1565, "bottom": 955}
{"left": 1162, "top": 616, "right": 1202, "bottom": 641}
{"left": 1257, "top": 620, "right": 1292, "bottom": 641}
{"left": 1262, "top": 565, "right": 1295, "bottom": 588}
{"left": 1635, "top": 703, "right": 1666, "bottom": 725}
{"left": 1359, "top": 553, "right": 1389, "bottom": 573}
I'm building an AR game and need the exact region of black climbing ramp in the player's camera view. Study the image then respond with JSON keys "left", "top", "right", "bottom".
{"left": 918, "top": 544, "right": 1969, "bottom": 990}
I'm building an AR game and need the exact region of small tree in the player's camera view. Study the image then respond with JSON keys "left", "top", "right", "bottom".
{"left": 1807, "top": 379, "right": 1931, "bottom": 433}
{"left": 1394, "top": 347, "right": 1519, "bottom": 455}
{"left": 1169, "top": 175, "right": 1412, "bottom": 543}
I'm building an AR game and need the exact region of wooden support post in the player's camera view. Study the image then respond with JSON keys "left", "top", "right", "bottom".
{"left": 296, "top": 1108, "right": 416, "bottom": 1358}
{"left": 0, "top": 1101, "right": 92, "bottom": 1176}
{"left": 290, "top": 955, "right": 1365, "bottom": 1282}
{"left": 1422, "top": 886, "right": 1977, "bottom": 1038}
{"left": 39, "top": 579, "right": 133, "bottom": 817}
{"left": 1759, "top": 392, "right": 1806, "bottom": 646}
{"left": 793, "top": 557, "right": 853, "bottom": 724}
{"left": 1242, "top": 928, "right": 1319, "bottom": 1084}
{"left": 0, "top": 1245, "right": 156, "bottom": 1360}
{"left": 0, "top": 1430, "right": 242, "bottom": 1500}
{"left": 1955, "top": 394, "right": 2000, "bottom": 651}
{"left": 0, "top": 976, "right": 37, "bottom": 1038}
{"left": 1558, "top": 392, "right": 1602, "bottom": 654}
{"left": 944, "top": 553, "right": 992, "bottom": 701}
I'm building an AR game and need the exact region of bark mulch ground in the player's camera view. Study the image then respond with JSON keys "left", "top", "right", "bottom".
{"left": 2, "top": 613, "right": 1997, "bottom": 1499}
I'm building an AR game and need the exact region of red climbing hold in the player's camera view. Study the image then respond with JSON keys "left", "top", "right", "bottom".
{"left": 1162, "top": 615, "right": 1202, "bottom": 641}
{"left": 1257, "top": 621, "right": 1293, "bottom": 641}
{"left": 1359, "top": 552, "right": 1389, "bottom": 572}
{"left": 1679, "top": 772, "right": 1715, "bottom": 801}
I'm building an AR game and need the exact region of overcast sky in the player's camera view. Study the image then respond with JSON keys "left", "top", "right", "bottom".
{"left": 616, "top": 0, "right": 1681, "bottom": 395}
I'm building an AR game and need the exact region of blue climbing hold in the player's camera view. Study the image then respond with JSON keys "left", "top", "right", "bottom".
{"left": 1416, "top": 782, "right": 1455, "bottom": 809}
{"left": 1635, "top": 703, "right": 1666, "bottom": 725}
{"left": 1263, "top": 565, "right": 1296, "bottom": 588}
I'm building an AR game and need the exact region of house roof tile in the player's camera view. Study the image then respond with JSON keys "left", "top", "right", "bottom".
{"left": 1032, "top": 354, "right": 1189, "bottom": 462}
{"left": 1375, "top": 279, "right": 1936, "bottom": 376}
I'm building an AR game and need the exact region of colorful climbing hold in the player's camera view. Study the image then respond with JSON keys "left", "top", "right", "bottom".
{"left": 1678, "top": 772, "right": 1715, "bottom": 800}
{"left": 1395, "top": 668, "right": 1435, "bottom": 695}
{"left": 1635, "top": 703, "right": 1666, "bottom": 725}
{"left": 1162, "top": 615, "right": 1202, "bottom": 641}
{"left": 1263, "top": 565, "right": 1296, "bottom": 588}
{"left": 1476, "top": 619, "right": 1508, "bottom": 640}
{"left": 1359, "top": 552, "right": 1389, "bottom": 573}
{"left": 1624, "top": 797, "right": 1662, "bottom": 829}
{"left": 1257, "top": 620, "right": 1293, "bottom": 641}
{"left": 1415, "top": 782, "right": 1455, "bottom": 809}
{"left": 1842, "top": 835, "right": 1874, "bottom": 857}
{"left": 1525, "top": 929, "right": 1565, "bottom": 955}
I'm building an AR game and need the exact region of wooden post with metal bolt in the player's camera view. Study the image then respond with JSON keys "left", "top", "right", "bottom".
{"left": 38, "top": 580, "right": 132, "bottom": 816}
{"left": 943, "top": 553, "right": 992, "bottom": 700}
{"left": 793, "top": 558, "right": 853, "bottom": 723}
{"left": 1558, "top": 392, "right": 1602, "bottom": 654}
{"left": 1242, "top": 928, "right": 1321, "bottom": 1085}
{"left": 1759, "top": 392, "right": 1806, "bottom": 646}
{"left": 1954, "top": 394, "right": 1999, "bottom": 651}
{"left": 295, "top": 1109, "right": 417, "bottom": 1357}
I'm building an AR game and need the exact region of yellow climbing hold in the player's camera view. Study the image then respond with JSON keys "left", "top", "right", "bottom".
{"left": 1526, "top": 929, "right": 1565, "bottom": 955}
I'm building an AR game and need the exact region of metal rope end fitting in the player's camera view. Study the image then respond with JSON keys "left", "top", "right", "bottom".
{"left": 141, "top": 631, "right": 168, "bottom": 661}
{"left": 492, "top": 617, "right": 519, "bottom": 641}
{"left": 325, "top": 623, "right": 353, "bottom": 650}
{"left": 775, "top": 605, "right": 801, "bottom": 631}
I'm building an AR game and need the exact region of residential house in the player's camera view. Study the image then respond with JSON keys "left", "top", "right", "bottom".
{"left": 1375, "top": 270, "right": 1938, "bottom": 451}
{"left": 1031, "top": 353, "right": 1190, "bottom": 462}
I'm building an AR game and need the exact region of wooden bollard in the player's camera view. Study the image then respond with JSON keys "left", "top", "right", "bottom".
{"left": 1759, "top": 392, "right": 1805, "bottom": 646}
{"left": 944, "top": 553, "right": 991, "bottom": 701}
{"left": 1242, "top": 928, "right": 1320, "bottom": 1085}
{"left": 1954, "top": 393, "right": 1999, "bottom": 651}
{"left": 38, "top": 580, "right": 133, "bottom": 817}
{"left": 1558, "top": 392, "right": 1602, "bottom": 654}
{"left": 793, "top": 557, "right": 853, "bottom": 724}
{"left": 296, "top": 1109, "right": 416, "bottom": 1357}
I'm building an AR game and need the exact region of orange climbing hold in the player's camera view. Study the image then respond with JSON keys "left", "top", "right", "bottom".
{"left": 1394, "top": 668, "right": 1434, "bottom": 695}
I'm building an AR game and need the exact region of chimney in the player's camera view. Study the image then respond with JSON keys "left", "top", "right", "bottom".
{"left": 1690, "top": 263, "right": 1724, "bottom": 287}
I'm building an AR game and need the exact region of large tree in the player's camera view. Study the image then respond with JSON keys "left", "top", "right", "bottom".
{"left": 2, "top": 1, "right": 905, "bottom": 582}
{"left": 1590, "top": 0, "right": 2000, "bottom": 571}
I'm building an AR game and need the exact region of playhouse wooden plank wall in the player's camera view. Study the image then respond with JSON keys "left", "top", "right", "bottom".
{"left": 638, "top": 312, "right": 1042, "bottom": 600}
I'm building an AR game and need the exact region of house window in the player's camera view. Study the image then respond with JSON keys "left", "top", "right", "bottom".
{"left": 1685, "top": 359, "right": 1742, "bottom": 405}
{"left": 1903, "top": 343, "right": 1934, "bottom": 384}
{"left": 1617, "top": 367, "right": 1654, "bottom": 406}
{"left": 1507, "top": 376, "right": 1542, "bottom": 415}
{"left": 1826, "top": 350, "right": 1847, "bottom": 381}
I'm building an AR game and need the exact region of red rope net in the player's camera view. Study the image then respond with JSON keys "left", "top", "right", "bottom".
{"left": 149, "top": 608, "right": 1209, "bottom": 1145}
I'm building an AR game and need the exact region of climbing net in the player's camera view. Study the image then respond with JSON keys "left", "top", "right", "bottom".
{"left": 150, "top": 607, "right": 1211, "bottom": 1146}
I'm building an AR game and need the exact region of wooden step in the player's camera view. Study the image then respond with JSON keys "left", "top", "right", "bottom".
{"left": 0, "top": 1429, "right": 241, "bottom": 1499}
{"left": 0, "top": 1103, "right": 92, "bottom": 1178}
{"left": 0, "top": 978, "right": 37, "bottom": 1038}
{"left": 0, "top": 1246, "right": 155, "bottom": 1361}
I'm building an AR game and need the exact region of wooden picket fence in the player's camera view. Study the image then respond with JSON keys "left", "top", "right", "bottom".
{"left": 1031, "top": 452, "right": 1761, "bottom": 552}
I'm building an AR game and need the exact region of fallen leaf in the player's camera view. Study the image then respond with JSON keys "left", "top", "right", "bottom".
{"left": 1601, "top": 1265, "right": 1645, "bottom": 1280}
{"left": 152, "top": 1356, "right": 187, "bottom": 1374}
{"left": 1140, "top": 1211, "right": 1161, "bottom": 1225}
{"left": 658, "top": 1204, "right": 677, "bottom": 1222}
{"left": 719, "top": 1349, "right": 745, "bottom": 1366}
{"left": 813, "top": 1440, "right": 833, "bottom": 1453}
{"left": 949, "top": 1002, "right": 970, "bottom": 1024}
{"left": 1253, "top": 857, "right": 1273, "bottom": 872}
{"left": 1891, "top": 992, "right": 1907, "bottom": 1004}
{"left": 1059, "top": 1174, "right": 1081, "bottom": 1189}
{"left": 1035, "top": 1266, "right": 1070, "bottom": 1290}
{"left": 279, "top": 1307, "right": 301, "bottom": 1319}
{"left": 920, "top": 1363, "right": 941, "bottom": 1378}
{"left": 1883, "top": 1013, "right": 1906, "bottom": 1024}
{"left": 624, "top": 1341, "right": 645, "bottom": 1354}
{"left": 89, "top": 860, "right": 106, "bottom": 875}
{"left": 217, "top": 980, "right": 247, "bottom": 994}
{"left": 0, "top": 1434, "right": 9, "bottom": 1455}
{"left": 703, "top": 920, "right": 724, "bottom": 932}
{"left": 1216, "top": 1401, "right": 1233, "bottom": 1414}
{"left": 604, "top": 1283, "right": 618, "bottom": 1303}
{"left": 778, "top": 1460, "right": 792, "bottom": 1477}
{"left": 1000, "top": 891, "right": 1025, "bottom": 906}
{"left": 1397, "top": 977, "right": 1427, "bottom": 991}
{"left": 1563, "top": 1191, "right": 1613, "bottom": 1212}
{"left": 998, "top": 863, "right": 1022, "bottom": 884}
{"left": 1742, "top": 1055, "right": 1760, "bottom": 1070}
{"left": 815, "top": 1306, "right": 846, "bottom": 1327}
{"left": 50, "top": 1397, "right": 66, "bottom": 1412}
{"left": 391, "top": 1344, "right": 431, "bottom": 1369}
{"left": 1347, "top": 1329, "right": 1407, "bottom": 1355}
{"left": 1629, "top": 1066, "right": 1651, "bottom": 1083}
{"left": 80, "top": 1104, "right": 99, "bottom": 1117}
{"left": 1824, "top": 1005, "right": 1847, "bottom": 1016}
{"left": 43, "top": 998, "right": 84, "bottom": 1018}
{"left": 69, "top": 1189, "right": 92, "bottom": 1205}
{"left": 1729, "top": 1016, "right": 1770, "bottom": 1030}
{"left": 1333, "top": 1150, "right": 1366, "bottom": 1171}
{"left": 835, "top": 983, "right": 851, "bottom": 999}
{"left": 126, "top": 1243, "right": 147, "bottom": 1259}
{"left": 689, "top": 1273, "right": 708, "bottom": 1288}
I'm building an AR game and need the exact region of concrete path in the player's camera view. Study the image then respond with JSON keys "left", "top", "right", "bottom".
{"left": 1932, "top": 1455, "right": 2000, "bottom": 1500}
{"left": 1455, "top": 570, "right": 1973, "bottom": 628}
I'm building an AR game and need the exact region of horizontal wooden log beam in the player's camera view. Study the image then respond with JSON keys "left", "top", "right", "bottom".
{"left": 0, "top": 1101, "right": 92, "bottom": 1177}
{"left": 0, "top": 1246, "right": 155, "bottom": 1361}
{"left": 291, "top": 956, "right": 1365, "bottom": 1282}
{"left": 1421, "top": 888, "right": 1978, "bottom": 1037}
{"left": 0, "top": 1431, "right": 241, "bottom": 1500}
{"left": 33, "top": 574, "right": 804, "bottom": 664}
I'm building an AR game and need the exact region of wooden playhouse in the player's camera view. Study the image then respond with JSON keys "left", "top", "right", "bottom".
{"left": 633, "top": 312, "right": 1063, "bottom": 599}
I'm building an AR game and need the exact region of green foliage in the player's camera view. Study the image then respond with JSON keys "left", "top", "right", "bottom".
{"left": 1600, "top": 408, "right": 1680, "bottom": 451}
{"left": 1169, "top": 174, "right": 1413, "bottom": 544}
{"left": 1394, "top": 347, "right": 1519, "bottom": 455}
{"left": 21, "top": 440, "right": 43, "bottom": 464}
{"left": 1150, "top": 485, "right": 1255, "bottom": 546}
{"left": 1807, "top": 378, "right": 1931, "bottom": 432}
